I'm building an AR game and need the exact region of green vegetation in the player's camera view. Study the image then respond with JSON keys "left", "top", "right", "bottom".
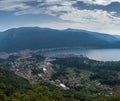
{"left": 0, "top": 68, "right": 79, "bottom": 101}
{"left": 1, "top": 54, "right": 120, "bottom": 101}
{"left": 0, "top": 68, "right": 29, "bottom": 100}
{"left": 1, "top": 27, "right": 117, "bottom": 52}
{"left": 94, "top": 95, "right": 120, "bottom": 101}
{"left": 51, "top": 56, "right": 120, "bottom": 100}
{"left": 52, "top": 57, "right": 120, "bottom": 86}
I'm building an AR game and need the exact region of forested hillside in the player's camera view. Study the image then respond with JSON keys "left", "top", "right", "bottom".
{"left": 1, "top": 53, "right": 120, "bottom": 101}
{"left": 0, "top": 27, "right": 119, "bottom": 52}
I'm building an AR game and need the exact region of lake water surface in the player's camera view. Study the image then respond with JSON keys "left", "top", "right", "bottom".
{"left": 41, "top": 49, "right": 120, "bottom": 61}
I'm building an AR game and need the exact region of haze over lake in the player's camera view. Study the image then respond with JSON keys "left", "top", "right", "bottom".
{"left": 41, "top": 49, "right": 120, "bottom": 61}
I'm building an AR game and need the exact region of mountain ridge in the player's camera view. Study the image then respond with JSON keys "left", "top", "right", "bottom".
{"left": 0, "top": 27, "right": 120, "bottom": 52}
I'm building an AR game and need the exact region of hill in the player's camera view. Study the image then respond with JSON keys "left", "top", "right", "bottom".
{"left": 0, "top": 27, "right": 119, "bottom": 52}
{"left": 1, "top": 53, "right": 120, "bottom": 101}
{"left": 66, "top": 28, "right": 119, "bottom": 42}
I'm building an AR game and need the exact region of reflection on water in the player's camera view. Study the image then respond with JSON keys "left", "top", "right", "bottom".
{"left": 41, "top": 49, "right": 120, "bottom": 61}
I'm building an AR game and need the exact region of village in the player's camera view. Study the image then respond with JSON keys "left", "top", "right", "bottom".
{"left": 0, "top": 50, "right": 114, "bottom": 97}
{"left": 8, "top": 52, "right": 69, "bottom": 90}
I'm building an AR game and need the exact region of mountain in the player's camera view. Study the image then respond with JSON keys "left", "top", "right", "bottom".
{"left": 66, "top": 28, "right": 119, "bottom": 42}
{"left": 0, "top": 27, "right": 119, "bottom": 52}
{"left": 87, "top": 32, "right": 119, "bottom": 42}
{"left": 114, "top": 35, "right": 120, "bottom": 40}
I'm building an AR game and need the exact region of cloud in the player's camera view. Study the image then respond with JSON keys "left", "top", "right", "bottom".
{"left": 82, "top": 0, "right": 120, "bottom": 5}
{"left": 60, "top": 9, "right": 120, "bottom": 24}
{"left": 37, "top": 21, "right": 120, "bottom": 34}
{"left": 0, "top": 0, "right": 120, "bottom": 12}
{"left": 0, "top": 0, "right": 120, "bottom": 15}
{"left": 0, "top": 0, "right": 120, "bottom": 34}
{"left": 0, "top": 0, "right": 30, "bottom": 11}
{"left": 90, "top": 0, "right": 112, "bottom": 5}
{"left": 39, "top": 0, "right": 120, "bottom": 6}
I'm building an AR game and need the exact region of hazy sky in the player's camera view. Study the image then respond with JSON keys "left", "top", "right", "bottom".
{"left": 0, "top": 0, "right": 120, "bottom": 34}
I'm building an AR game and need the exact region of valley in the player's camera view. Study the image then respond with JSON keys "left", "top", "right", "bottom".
{"left": 0, "top": 27, "right": 120, "bottom": 100}
{"left": 1, "top": 0, "right": 120, "bottom": 100}
{"left": 1, "top": 50, "right": 120, "bottom": 100}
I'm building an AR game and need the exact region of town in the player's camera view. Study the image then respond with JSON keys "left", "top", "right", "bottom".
{"left": 0, "top": 50, "right": 116, "bottom": 98}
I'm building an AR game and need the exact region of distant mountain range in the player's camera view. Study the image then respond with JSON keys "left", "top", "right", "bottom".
{"left": 114, "top": 35, "right": 120, "bottom": 40}
{"left": 0, "top": 27, "right": 120, "bottom": 52}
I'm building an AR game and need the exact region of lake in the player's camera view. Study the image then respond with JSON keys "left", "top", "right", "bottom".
{"left": 40, "top": 49, "right": 120, "bottom": 61}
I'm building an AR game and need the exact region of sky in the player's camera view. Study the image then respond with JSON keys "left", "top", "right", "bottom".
{"left": 0, "top": 0, "right": 120, "bottom": 34}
